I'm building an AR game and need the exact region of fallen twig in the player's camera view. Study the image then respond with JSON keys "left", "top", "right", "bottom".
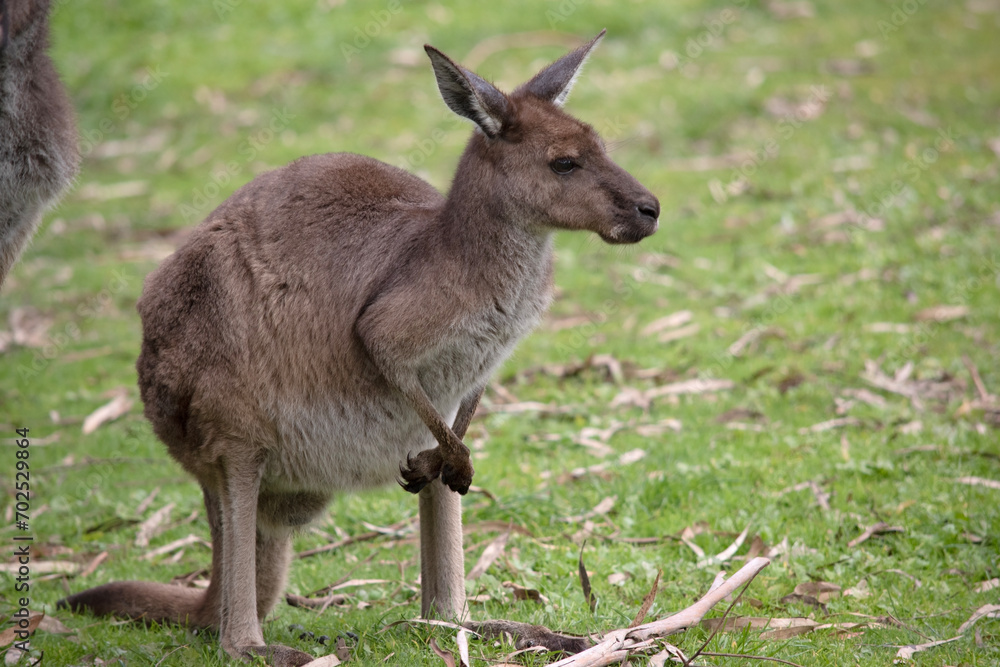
{"left": 547, "top": 557, "right": 771, "bottom": 666}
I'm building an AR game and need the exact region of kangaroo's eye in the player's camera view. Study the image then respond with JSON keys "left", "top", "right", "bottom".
{"left": 550, "top": 158, "right": 576, "bottom": 175}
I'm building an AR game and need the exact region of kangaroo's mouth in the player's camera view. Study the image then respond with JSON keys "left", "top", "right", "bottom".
{"left": 599, "top": 219, "right": 659, "bottom": 245}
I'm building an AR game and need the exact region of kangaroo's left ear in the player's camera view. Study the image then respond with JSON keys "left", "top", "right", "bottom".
{"left": 425, "top": 44, "right": 511, "bottom": 138}
{"left": 519, "top": 29, "right": 606, "bottom": 107}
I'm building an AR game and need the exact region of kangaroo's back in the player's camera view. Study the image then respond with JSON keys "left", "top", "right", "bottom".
{"left": 137, "top": 152, "right": 446, "bottom": 471}
{"left": 0, "top": 0, "right": 79, "bottom": 288}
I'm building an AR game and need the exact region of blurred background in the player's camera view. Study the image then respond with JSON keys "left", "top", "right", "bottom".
{"left": 2, "top": 1, "right": 999, "bottom": 665}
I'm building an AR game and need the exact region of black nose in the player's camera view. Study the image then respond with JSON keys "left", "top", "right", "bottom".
{"left": 637, "top": 198, "right": 660, "bottom": 221}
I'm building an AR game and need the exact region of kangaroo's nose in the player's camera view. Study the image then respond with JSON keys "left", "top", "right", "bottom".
{"left": 637, "top": 198, "right": 660, "bottom": 221}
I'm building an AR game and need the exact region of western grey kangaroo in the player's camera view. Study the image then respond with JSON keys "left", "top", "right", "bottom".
{"left": 59, "top": 30, "right": 659, "bottom": 666}
{"left": 0, "top": 0, "right": 79, "bottom": 289}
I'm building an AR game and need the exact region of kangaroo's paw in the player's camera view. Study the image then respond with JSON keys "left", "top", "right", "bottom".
{"left": 440, "top": 447, "right": 474, "bottom": 496}
{"left": 239, "top": 644, "right": 315, "bottom": 667}
{"left": 398, "top": 448, "right": 443, "bottom": 494}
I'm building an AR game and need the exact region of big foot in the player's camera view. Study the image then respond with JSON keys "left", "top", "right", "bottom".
{"left": 238, "top": 643, "right": 316, "bottom": 666}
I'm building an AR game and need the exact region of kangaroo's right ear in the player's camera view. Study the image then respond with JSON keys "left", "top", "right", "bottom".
{"left": 424, "top": 45, "right": 510, "bottom": 139}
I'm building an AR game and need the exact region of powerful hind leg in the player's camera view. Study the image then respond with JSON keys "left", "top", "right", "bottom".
{"left": 255, "top": 489, "right": 330, "bottom": 622}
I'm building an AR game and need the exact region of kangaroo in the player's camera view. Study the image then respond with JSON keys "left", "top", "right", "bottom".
{"left": 0, "top": 0, "right": 79, "bottom": 290}
{"left": 58, "top": 30, "right": 659, "bottom": 666}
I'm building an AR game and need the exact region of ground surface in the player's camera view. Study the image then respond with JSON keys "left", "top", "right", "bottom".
{"left": 1, "top": 0, "right": 999, "bottom": 665}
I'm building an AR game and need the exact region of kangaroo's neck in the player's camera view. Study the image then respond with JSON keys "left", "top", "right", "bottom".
{"left": 438, "top": 142, "right": 553, "bottom": 274}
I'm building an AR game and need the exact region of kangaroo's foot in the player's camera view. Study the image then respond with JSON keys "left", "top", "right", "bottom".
{"left": 236, "top": 643, "right": 315, "bottom": 666}
{"left": 399, "top": 445, "right": 473, "bottom": 495}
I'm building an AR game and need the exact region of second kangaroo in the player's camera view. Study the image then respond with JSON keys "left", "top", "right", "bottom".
{"left": 60, "top": 30, "right": 659, "bottom": 666}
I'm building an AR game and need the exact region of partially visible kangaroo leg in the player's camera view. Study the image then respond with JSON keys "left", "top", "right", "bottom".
{"left": 419, "top": 385, "right": 484, "bottom": 620}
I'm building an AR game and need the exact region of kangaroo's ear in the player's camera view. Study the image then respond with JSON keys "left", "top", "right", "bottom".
{"left": 520, "top": 29, "right": 606, "bottom": 107}
{"left": 425, "top": 45, "right": 510, "bottom": 138}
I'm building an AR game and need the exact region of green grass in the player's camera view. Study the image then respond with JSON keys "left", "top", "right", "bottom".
{"left": 2, "top": 0, "right": 999, "bottom": 665}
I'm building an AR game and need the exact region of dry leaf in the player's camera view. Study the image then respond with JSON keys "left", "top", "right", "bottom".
{"left": 958, "top": 603, "right": 1000, "bottom": 634}
{"left": 0, "top": 561, "right": 78, "bottom": 575}
{"left": 630, "top": 569, "right": 661, "bottom": 627}
{"left": 302, "top": 654, "right": 343, "bottom": 667}
{"left": 429, "top": 637, "right": 457, "bottom": 667}
{"left": 79, "top": 551, "right": 109, "bottom": 578}
{"left": 848, "top": 522, "right": 905, "bottom": 548}
{"left": 141, "top": 533, "right": 209, "bottom": 560}
{"left": 466, "top": 529, "right": 511, "bottom": 581}
{"left": 82, "top": 391, "right": 133, "bottom": 435}
{"left": 135, "top": 503, "right": 175, "bottom": 548}
{"left": 658, "top": 323, "right": 700, "bottom": 344}
{"left": 914, "top": 305, "right": 970, "bottom": 322}
{"left": 578, "top": 545, "right": 596, "bottom": 612}
{"left": 843, "top": 579, "right": 870, "bottom": 599}
{"left": 957, "top": 476, "right": 1000, "bottom": 490}
{"left": 562, "top": 496, "right": 616, "bottom": 523}
{"left": 974, "top": 578, "right": 999, "bottom": 593}
{"left": 893, "top": 636, "right": 961, "bottom": 662}
{"left": 640, "top": 310, "right": 692, "bottom": 337}
{"left": 9, "top": 307, "right": 53, "bottom": 348}
{"left": 607, "top": 573, "right": 631, "bottom": 586}
{"left": 0, "top": 612, "right": 43, "bottom": 647}
{"left": 799, "top": 417, "right": 859, "bottom": 434}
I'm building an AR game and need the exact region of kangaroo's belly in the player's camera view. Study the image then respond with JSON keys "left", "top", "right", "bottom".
{"left": 261, "top": 396, "right": 460, "bottom": 494}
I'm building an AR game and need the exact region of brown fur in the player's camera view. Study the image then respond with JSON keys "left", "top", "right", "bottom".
{"left": 59, "top": 32, "right": 658, "bottom": 666}
{"left": 0, "top": 0, "right": 79, "bottom": 289}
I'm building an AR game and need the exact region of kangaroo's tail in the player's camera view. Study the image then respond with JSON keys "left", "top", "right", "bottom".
{"left": 58, "top": 581, "right": 217, "bottom": 628}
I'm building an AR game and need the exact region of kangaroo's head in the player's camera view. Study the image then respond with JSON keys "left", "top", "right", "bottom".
{"left": 426, "top": 30, "right": 659, "bottom": 245}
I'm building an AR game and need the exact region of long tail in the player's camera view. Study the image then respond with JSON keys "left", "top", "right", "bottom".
{"left": 57, "top": 581, "right": 217, "bottom": 628}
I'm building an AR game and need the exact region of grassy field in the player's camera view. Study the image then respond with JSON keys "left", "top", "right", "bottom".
{"left": 2, "top": 0, "right": 999, "bottom": 665}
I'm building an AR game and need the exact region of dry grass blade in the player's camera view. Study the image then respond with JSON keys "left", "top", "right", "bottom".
{"left": 629, "top": 569, "right": 661, "bottom": 627}
{"left": 579, "top": 543, "right": 597, "bottom": 612}
{"left": 847, "top": 521, "right": 904, "bottom": 548}
{"left": 467, "top": 528, "right": 511, "bottom": 580}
